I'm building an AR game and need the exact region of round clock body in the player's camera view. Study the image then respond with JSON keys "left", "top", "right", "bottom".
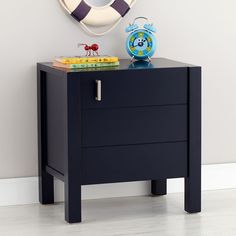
{"left": 126, "top": 29, "right": 156, "bottom": 60}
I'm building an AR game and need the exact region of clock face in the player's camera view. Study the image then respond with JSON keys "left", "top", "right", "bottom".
{"left": 127, "top": 30, "right": 156, "bottom": 59}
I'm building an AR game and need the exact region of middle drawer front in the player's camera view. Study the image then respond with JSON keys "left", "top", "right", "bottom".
{"left": 82, "top": 105, "right": 187, "bottom": 147}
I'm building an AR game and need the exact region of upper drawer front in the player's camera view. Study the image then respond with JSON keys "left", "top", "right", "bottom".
{"left": 81, "top": 68, "right": 188, "bottom": 109}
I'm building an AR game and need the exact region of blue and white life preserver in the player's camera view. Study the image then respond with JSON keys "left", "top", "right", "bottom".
{"left": 59, "top": 0, "right": 136, "bottom": 36}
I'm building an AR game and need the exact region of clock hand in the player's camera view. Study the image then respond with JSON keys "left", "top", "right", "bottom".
{"left": 133, "top": 39, "right": 147, "bottom": 47}
{"left": 145, "top": 37, "right": 150, "bottom": 47}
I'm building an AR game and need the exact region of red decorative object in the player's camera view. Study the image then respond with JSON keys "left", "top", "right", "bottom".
{"left": 78, "top": 43, "right": 99, "bottom": 56}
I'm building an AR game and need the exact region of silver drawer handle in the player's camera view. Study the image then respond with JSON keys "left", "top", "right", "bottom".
{"left": 95, "top": 80, "right": 102, "bottom": 102}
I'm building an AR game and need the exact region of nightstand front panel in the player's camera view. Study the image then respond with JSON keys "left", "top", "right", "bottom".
{"left": 81, "top": 142, "right": 187, "bottom": 185}
{"left": 81, "top": 68, "right": 188, "bottom": 109}
{"left": 82, "top": 105, "right": 187, "bottom": 147}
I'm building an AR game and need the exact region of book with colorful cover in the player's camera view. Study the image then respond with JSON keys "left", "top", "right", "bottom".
{"left": 53, "top": 61, "right": 120, "bottom": 69}
{"left": 55, "top": 56, "right": 119, "bottom": 64}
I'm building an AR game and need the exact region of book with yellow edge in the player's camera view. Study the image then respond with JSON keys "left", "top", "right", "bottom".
{"left": 53, "top": 61, "right": 120, "bottom": 69}
{"left": 56, "top": 56, "right": 119, "bottom": 64}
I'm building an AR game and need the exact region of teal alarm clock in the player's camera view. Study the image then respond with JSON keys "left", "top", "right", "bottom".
{"left": 126, "top": 17, "right": 157, "bottom": 61}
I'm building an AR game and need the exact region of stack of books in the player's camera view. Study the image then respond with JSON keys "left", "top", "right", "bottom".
{"left": 53, "top": 56, "right": 119, "bottom": 69}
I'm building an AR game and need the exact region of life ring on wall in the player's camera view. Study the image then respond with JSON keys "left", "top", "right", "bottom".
{"left": 59, "top": 0, "right": 136, "bottom": 36}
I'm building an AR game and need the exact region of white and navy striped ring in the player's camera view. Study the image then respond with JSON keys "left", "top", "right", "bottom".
{"left": 59, "top": 0, "right": 136, "bottom": 27}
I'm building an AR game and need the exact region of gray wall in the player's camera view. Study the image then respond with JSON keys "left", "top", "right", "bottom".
{"left": 1, "top": 0, "right": 236, "bottom": 179}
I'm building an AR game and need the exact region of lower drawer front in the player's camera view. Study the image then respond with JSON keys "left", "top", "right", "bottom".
{"left": 82, "top": 105, "right": 187, "bottom": 147}
{"left": 81, "top": 142, "right": 187, "bottom": 185}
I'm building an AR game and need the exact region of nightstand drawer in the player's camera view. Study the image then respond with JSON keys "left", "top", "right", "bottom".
{"left": 81, "top": 68, "right": 187, "bottom": 109}
{"left": 82, "top": 105, "right": 187, "bottom": 147}
{"left": 81, "top": 142, "right": 187, "bottom": 185}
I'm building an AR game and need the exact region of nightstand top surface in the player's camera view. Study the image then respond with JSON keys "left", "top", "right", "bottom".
{"left": 38, "top": 58, "right": 199, "bottom": 75}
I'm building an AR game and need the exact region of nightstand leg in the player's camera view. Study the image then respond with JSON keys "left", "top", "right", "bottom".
{"left": 185, "top": 175, "right": 201, "bottom": 213}
{"left": 39, "top": 172, "right": 54, "bottom": 204}
{"left": 64, "top": 76, "right": 82, "bottom": 223}
{"left": 65, "top": 182, "right": 81, "bottom": 223}
{"left": 151, "top": 180, "right": 167, "bottom": 196}
{"left": 37, "top": 70, "right": 54, "bottom": 205}
{"left": 185, "top": 67, "right": 201, "bottom": 213}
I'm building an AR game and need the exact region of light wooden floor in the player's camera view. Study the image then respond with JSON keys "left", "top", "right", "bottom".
{"left": 0, "top": 189, "right": 236, "bottom": 236}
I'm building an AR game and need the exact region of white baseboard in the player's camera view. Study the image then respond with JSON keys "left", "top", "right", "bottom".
{"left": 0, "top": 163, "right": 236, "bottom": 206}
